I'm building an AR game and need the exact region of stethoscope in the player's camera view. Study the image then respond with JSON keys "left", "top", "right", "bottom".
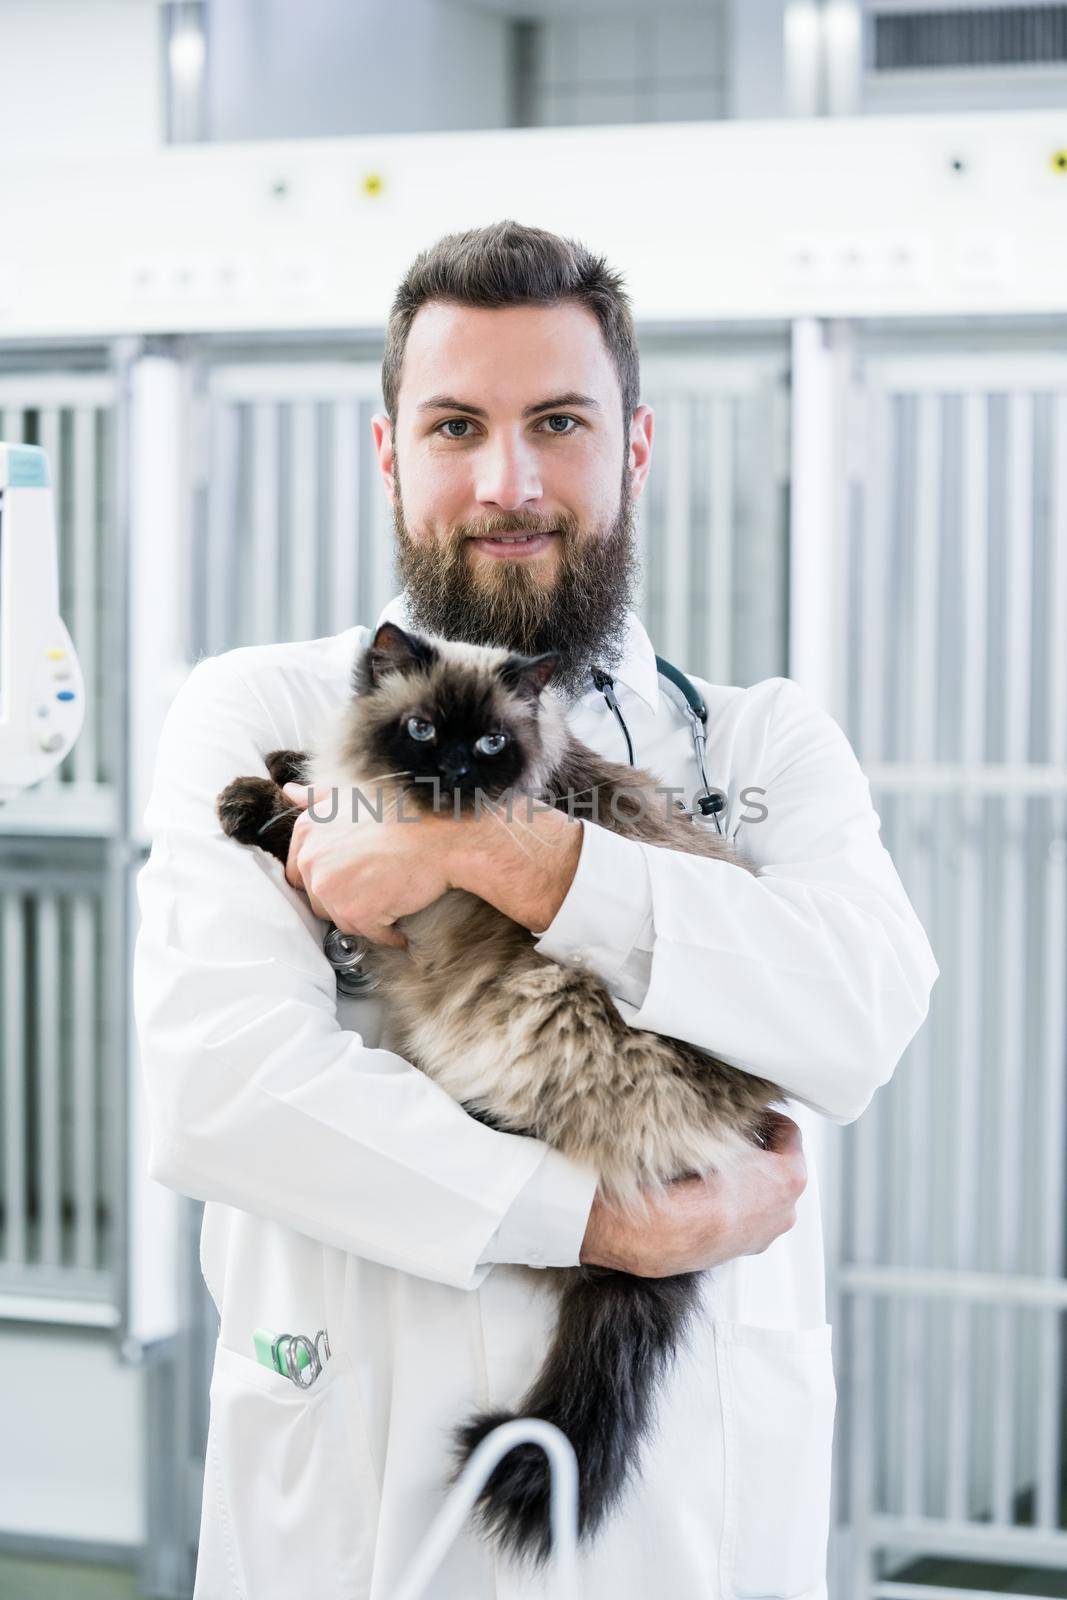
{"left": 323, "top": 656, "right": 726, "bottom": 995}
{"left": 591, "top": 654, "right": 726, "bottom": 831}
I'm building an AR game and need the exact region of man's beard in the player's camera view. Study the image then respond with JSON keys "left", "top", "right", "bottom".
{"left": 391, "top": 464, "right": 640, "bottom": 701}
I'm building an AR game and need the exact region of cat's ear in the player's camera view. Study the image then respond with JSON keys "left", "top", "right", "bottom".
{"left": 498, "top": 651, "right": 559, "bottom": 700}
{"left": 355, "top": 622, "right": 437, "bottom": 693}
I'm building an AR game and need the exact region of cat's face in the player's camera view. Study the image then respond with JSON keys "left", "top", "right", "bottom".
{"left": 337, "top": 622, "right": 567, "bottom": 813}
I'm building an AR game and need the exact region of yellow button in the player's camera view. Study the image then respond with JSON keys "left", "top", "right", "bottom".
{"left": 46, "top": 648, "right": 66, "bottom": 660}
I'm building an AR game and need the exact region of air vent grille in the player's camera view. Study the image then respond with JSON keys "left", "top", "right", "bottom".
{"left": 873, "top": 5, "right": 1067, "bottom": 70}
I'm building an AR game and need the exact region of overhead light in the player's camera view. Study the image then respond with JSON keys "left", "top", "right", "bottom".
{"left": 169, "top": 26, "right": 205, "bottom": 87}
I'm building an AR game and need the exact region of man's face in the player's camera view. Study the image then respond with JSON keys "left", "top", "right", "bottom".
{"left": 371, "top": 301, "right": 653, "bottom": 699}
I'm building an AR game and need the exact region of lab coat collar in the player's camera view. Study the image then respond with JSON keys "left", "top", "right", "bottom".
{"left": 373, "top": 591, "right": 661, "bottom": 714}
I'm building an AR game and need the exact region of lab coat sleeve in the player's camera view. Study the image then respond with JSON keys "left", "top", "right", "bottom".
{"left": 535, "top": 676, "right": 940, "bottom": 1124}
{"left": 476, "top": 1146, "right": 598, "bottom": 1267}
{"left": 533, "top": 821, "right": 655, "bottom": 1008}
{"left": 132, "top": 653, "right": 598, "bottom": 1291}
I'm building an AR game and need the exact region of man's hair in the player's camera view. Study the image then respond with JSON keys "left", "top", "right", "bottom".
{"left": 381, "top": 219, "right": 639, "bottom": 426}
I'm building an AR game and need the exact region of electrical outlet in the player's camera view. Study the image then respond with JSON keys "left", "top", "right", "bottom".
{"left": 125, "top": 255, "right": 254, "bottom": 305}
{"left": 0, "top": 260, "right": 17, "bottom": 312}
{"left": 953, "top": 234, "right": 1017, "bottom": 288}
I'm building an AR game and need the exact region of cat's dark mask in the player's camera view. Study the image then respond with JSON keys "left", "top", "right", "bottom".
{"left": 348, "top": 622, "right": 561, "bottom": 809}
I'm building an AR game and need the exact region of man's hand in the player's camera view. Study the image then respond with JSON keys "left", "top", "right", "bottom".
{"left": 282, "top": 782, "right": 459, "bottom": 948}
{"left": 579, "top": 1112, "right": 807, "bottom": 1276}
{"left": 282, "top": 781, "right": 584, "bottom": 947}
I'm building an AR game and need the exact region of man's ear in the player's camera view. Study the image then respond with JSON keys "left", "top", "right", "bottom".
{"left": 371, "top": 412, "right": 395, "bottom": 504}
{"left": 626, "top": 403, "right": 654, "bottom": 502}
{"left": 354, "top": 622, "right": 438, "bottom": 692}
{"left": 498, "top": 651, "right": 560, "bottom": 700}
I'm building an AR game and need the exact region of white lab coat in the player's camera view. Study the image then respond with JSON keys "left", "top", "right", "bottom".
{"left": 133, "top": 591, "right": 939, "bottom": 1600}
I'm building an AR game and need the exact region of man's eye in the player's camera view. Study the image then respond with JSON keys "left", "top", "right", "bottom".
{"left": 474, "top": 732, "right": 507, "bottom": 756}
{"left": 436, "top": 416, "right": 579, "bottom": 439}
{"left": 406, "top": 717, "right": 435, "bottom": 741}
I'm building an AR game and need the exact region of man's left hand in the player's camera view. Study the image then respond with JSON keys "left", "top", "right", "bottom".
{"left": 282, "top": 783, "right": 584, "bottom": 946}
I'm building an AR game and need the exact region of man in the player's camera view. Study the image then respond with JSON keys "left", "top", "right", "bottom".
{"left": 134, "top": 220, "right": 938, "bottom": 1600}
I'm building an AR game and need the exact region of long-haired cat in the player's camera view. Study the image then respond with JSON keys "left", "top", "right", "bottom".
{"left": 216, "top": 620, "right": 784, "bottom": 1565}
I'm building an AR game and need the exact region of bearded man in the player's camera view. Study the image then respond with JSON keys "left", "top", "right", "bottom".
{"left": 134, "top": 220, "right": 938, "bottom": 1600}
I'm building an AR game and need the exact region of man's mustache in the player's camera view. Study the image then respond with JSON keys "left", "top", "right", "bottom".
{"left": 451, "top": 512, "right": 578, "bottom": 542}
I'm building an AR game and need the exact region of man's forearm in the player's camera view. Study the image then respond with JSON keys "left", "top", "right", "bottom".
{"left": 449, "top": 802, "right": 584, "bottom": 934}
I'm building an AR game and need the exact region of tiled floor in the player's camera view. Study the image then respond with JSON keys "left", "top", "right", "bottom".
{"left": 3, "top": 1553, "right": 1067, "bottom": 1598}
{"left": 890, "top": 1555, "right": 1067, "bottom": 1596}
{"left": 0, "top": 1557, "right": 139, "bottom": 1599}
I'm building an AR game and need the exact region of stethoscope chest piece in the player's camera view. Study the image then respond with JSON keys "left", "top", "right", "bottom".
{"left": 324, "top": 925, "right": 381, "bottom": 994}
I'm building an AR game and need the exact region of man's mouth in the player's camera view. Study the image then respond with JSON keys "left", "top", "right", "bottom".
{"left": 468, "top": 530, "right": 557, "bottom": 558}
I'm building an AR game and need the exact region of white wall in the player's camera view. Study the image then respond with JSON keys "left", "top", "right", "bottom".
{"left": 531, "top": 5, "right": 729, "bottom": 126}
{"left": 2, "top": 111, "right": 1066, "bottom": 340}
{"left": 729, "top": 0, "right": 789, "bottom": 119}
{"left": 0, "top": 0, "right": 161, "bottom": 154}
{"left": 0, "top": 1327, "right": 144, "bottom": 1545}
{"left": 206, "top": 0, "right": 511, "bottom": 140}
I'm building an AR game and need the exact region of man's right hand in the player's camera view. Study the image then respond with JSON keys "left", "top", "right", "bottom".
{"left": 579, "top": 1112, "right": 807, "bottom": 1277}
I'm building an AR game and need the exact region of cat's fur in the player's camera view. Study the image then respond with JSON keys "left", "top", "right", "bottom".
{"left": 216, "top": 620, "right": 783, "bottom": 1564}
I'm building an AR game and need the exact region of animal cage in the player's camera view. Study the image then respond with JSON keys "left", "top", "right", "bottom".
{"left": 829, "top": 330, "right": 1067, "bottom": 1597}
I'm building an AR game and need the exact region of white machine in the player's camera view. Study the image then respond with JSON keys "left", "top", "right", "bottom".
{"left": 0, "top": 442, "right": 85, "bottom": 805}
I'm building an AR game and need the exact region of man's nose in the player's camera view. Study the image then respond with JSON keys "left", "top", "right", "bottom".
{"left": 474, "top": 431, "right": 542, "bottom": 512}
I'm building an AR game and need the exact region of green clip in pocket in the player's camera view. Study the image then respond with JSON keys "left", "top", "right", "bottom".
{"left": 252, "top": 1326, "right": 331, "bottom": 1387}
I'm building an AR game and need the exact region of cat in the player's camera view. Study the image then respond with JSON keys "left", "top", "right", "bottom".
{"left": 216, "top": 619, "right": 784, "bottom": 1565}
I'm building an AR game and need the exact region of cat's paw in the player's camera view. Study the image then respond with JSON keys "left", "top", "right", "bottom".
{"left": 264, "top": 748, "right": 309, "bottom": 788}
{"left": 216, "top": 776, "right": 293, "bottom": 863}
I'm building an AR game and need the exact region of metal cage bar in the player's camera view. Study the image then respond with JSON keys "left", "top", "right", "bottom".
{"left": 836, "top": 340, "right": 1067, "bottom": 1595}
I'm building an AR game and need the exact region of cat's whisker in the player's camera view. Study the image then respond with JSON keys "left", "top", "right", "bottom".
{"left": 256, "top": 804, "right": 304, "bottom": 837}
{"left": 549, "top": 782, "right": 608, "bottom": 808}
{"left": 497, "top": 806, "right": 556, "bottom": 850}
{"left": 379, "top": 782, "right": 416, "bottom": 823}
{"left": 360, "top": 769, "right": 412, "bottom": 786}
{"left": 484, "top": 806, "right": 538, "bottom": 864}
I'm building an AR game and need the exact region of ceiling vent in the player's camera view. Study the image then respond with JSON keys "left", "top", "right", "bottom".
{"left": 872, "top": 5, "right": 1067, "bottom": 69}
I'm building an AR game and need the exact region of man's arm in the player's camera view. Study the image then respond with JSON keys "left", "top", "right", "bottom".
{"left": 580, "top": 1111, "right": 808, "bottom": 1274}
{"left": 457, "top": 675, "right": 940, "bottom": 1126}
{"left": 132, "top": 653, "right": 598, "bottom": 1291}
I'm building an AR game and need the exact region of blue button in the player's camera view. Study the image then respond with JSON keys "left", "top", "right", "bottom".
{"left": 56, "top": 690, "right": 76, "bottom": 702}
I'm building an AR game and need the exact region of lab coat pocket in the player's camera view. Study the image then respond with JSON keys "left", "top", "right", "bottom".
{"left": 715, "top": 1320, "right": 837, "bottom": 1600}
{"left": 198, "top": 1337, "right": 380, "bottom": 1600}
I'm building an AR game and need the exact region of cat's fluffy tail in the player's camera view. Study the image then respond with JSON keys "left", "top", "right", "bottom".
{"left": 451, "top": 1267, "right": 702, "bottom": 1565}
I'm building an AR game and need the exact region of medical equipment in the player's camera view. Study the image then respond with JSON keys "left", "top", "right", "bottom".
{"left": 252, "top": 1325, "right": 332, "bottom": 1388}
{"left": 324, "top": 654, "right": 727, "bottom": 994}
{"left": 595, "top": 654, "right": 726, "bottom": 830}
{"left": 324, "top": 923, "right": 381, "bottom": 995}
{"left": 0, "top": 443, "right": 85, "bottom": 806}
{"left": 393, "top": 1418, "right": 579, "bottom": 1600}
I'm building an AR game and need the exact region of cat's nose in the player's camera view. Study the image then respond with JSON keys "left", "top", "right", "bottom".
{"left": 440, "top": 746, "right": 470, "bottom": 780}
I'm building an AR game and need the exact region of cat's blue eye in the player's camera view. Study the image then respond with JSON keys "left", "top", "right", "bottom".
{"left": 406, "top": 717, "right": 435, "bottom": 742}
{"left": 474, "top": 732, "right": 507, "bottom": 756}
